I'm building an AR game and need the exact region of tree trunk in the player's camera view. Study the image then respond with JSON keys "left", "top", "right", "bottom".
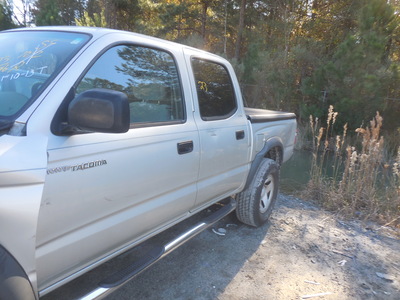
{"left": 235, "top": 0, "right": 246, "bottom": 60}
{"left": 201, "top": 1, "right": 208, "bottom": 39}
{"left": 311, "top": 0, "right": 319, "bottom": 20}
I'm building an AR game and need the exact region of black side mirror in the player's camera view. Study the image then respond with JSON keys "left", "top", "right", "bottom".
{"left": 68, "top": 89, "right": 130, "bottom": 133}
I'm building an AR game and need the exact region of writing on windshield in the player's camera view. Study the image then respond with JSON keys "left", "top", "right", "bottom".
{"left": 0, "top": 40, "right": 57, "bottom": 82}
{"left": 0, "top": 31, "right": 90, "bottom": 120}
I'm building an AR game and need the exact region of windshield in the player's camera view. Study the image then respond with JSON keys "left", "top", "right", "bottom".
{"left": 0, "top": 30, "right": 91, "bottom": 130}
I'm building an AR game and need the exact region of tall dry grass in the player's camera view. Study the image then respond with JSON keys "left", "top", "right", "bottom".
{"left": 306, "top": 106, "right": 400, "bottom": 227}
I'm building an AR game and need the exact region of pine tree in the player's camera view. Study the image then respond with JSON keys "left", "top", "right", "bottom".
{"left": 0, "top": 0, "right": 16, "bottom": 29}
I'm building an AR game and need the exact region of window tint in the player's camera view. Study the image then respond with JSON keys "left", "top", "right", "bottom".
{"left": 191, "top": 58, "right": 236, "bottom": 120}
{"left": 77, "top": 45, "right": 184, "bottom": 125}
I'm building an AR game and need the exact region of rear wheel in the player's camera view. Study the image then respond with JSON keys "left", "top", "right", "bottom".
{"left": 236, "top": 158, "right": 279, "bottom": 227}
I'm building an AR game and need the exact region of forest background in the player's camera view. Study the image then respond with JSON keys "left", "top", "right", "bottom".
{"left": 1, "top": 0, "right": 400, "bottom": 133}
{"left": 1, "top": 0, "right": 400, "bottom": 223}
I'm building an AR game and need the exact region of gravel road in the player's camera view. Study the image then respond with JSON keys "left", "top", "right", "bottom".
{"left": 42, "top": 194, "right": 400, "bottom": 300}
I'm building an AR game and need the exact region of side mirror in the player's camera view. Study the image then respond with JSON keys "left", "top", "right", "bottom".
{"left": 68, "top": 89, "right": 130, "bottom": 133}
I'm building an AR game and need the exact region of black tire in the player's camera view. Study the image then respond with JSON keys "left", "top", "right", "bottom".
{"left": 236, "top": 158, "right": 279, "bottom": 227}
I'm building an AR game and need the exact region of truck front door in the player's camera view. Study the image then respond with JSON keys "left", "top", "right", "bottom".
{"left": 36, "top": 43, "right": 199, "bottom": 291}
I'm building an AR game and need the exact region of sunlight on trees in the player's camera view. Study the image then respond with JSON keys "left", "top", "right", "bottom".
{"left": 1, "top": 0, "right": 399, "bottom": 132}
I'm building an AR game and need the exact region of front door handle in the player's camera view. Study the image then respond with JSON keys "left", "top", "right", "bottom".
{"left": 177, "top": 141, "right": 194, "bottom": 155}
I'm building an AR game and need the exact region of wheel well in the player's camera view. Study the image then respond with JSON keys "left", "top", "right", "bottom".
{"left": 0, "top": 245, "right": 36, "bottom": 300}
{"left": 243, "top": 143, "right": 283, "bottom": 191}
{"left": 265, "top": 146, "right": 283, "bottom": 165}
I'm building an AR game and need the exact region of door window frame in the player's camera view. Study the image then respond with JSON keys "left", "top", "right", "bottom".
{"left": 190, "top": 57, "right": 237, "bottom": 122}
{"left": 59, "top": 42, "right": 187, "bottom": 131}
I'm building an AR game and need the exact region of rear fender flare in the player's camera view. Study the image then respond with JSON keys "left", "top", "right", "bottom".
{"left": 244, "top": 137, "right": 283, "bottom": 190}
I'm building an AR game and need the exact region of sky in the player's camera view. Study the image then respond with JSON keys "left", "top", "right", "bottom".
{"left": 10, "top": 0, "right": 33, "bottom": 26}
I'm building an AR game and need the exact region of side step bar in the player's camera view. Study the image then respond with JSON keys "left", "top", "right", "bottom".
{"left": 80, "top": 198, "right": 236, "bottom": 300}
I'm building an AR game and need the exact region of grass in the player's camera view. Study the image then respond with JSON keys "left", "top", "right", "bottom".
{"left": 303, "top": 106, "right": 400, "bottom": 228}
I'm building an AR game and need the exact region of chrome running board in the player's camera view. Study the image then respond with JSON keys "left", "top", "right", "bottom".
{"left": 79, "top": 198, "right": 235, "bottom": 300}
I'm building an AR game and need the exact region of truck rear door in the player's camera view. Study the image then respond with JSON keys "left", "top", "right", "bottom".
{"left": 183, "top": 49, "right": 251, "bottom": 209}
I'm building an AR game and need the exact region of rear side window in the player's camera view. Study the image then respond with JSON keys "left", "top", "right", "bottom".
{"left": 77, "top": 45, "right": 184, "bottom": 125}
{"left": 191, "top": 58, "right": 236, "bottom": 121}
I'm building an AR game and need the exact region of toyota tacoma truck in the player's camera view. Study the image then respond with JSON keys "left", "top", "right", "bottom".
{"left": 0, "top": 27, "right": 296, "bottom": 299}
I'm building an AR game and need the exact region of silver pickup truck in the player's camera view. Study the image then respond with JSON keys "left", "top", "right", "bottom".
{"left": 0, "top": 27, "right": 296, "bottom": 299}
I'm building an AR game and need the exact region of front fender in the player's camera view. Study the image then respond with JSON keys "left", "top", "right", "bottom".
{"left": 0, "top": 134, "right": 48, "bottom": 297}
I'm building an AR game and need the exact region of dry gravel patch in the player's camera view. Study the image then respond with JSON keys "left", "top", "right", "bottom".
{"left": 217, "top": 195, "right": 400, "bottom": 300}
{"left": 43, "top": 194, "right": 400, "bottom": 300}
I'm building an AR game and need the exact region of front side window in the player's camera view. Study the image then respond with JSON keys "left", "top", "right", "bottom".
{"left": 191, "top": 58, "right": 237, "bottom": 121}
{"left": 0, "top": 30, "right": 90, "bottom": 130}
{"left": 77, "top": 45, "right": 184, "bottom": 125}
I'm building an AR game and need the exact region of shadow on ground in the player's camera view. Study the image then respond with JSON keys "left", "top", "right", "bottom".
{"left": 41, "top": 194, "right": 400, "bottom": 300}
{"left": 41, "top": 203, "right": 270, "bottom": 300}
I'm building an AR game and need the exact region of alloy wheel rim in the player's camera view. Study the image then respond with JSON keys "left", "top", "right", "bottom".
{"left": 259, "top": 174, "right": 274, "bottom": 213}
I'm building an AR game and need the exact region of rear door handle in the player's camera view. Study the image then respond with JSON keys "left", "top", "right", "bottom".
{"left": 177, "top": 141, "right": 194, "bottom": 155}
{"left": 236, "top": 130, "right": 245, "bottom": 140}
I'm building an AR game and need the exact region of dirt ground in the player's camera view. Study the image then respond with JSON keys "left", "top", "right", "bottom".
{"left": 43, "top": 194, "right": 400, "bottom": 300}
